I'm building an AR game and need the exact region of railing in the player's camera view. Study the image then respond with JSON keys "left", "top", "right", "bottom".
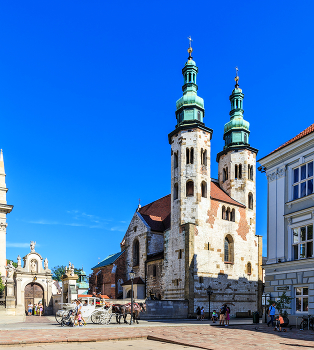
{"left": 0, "top": 298, "right": 6, "bottom": 307}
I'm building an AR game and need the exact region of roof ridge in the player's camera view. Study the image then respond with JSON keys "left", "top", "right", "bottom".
{"left": 139, "top": 193, "right": 171, "bottom": 211}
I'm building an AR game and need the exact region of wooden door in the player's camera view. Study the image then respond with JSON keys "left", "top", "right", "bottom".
{"left": 24, "top": 283, "right": 44, "bottom": 313}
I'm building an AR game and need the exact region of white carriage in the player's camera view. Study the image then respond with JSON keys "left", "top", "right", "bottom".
{"left": 55, "top": 297, "right": 113, "bottom": 325}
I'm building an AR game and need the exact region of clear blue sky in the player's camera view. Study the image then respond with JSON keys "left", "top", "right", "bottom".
{"left": 2, "top": 1, "right": 314, "bottom": 275}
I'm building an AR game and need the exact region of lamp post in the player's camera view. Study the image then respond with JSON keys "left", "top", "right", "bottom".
{"left": 262, "top": 293, "right": 270, "bottom": 323}
{"left": 129, "top": 269, "right": 135, "bottom": 325}
{"left": 206, "top": 286, "right": 213, "bottom": 320}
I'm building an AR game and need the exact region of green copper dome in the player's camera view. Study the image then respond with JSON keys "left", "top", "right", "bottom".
{"left": 175, "top": 51, "right": 205, "bottom": 126}
{"left": 223, "top": 75, "right": 250, "bottom": 149}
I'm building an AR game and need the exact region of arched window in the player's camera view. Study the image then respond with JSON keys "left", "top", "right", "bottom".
{"left": 222, "top": 206, "right": 226, "bottom": 220}
{"left": 223, "top": 167, "right": 228, "bottom": 182}
{"left": 239, "top": 164, "right": 242, "bottom": 179}
{"left": 127, "top": 289, "right": 134, "bottom": 298}
{"left": 153, "top": 265, "right": 157, "bottom": 277}
{"left": 173, "top": 183, "right": 178, "bottom": 200}
{"left": 174, "top": 152, "right": 178, "bottom": 169}
{"left": 224, "top": 235, "right": 234, "bottom": 263}
{"left": 190, "top": 148, "right": 194, "bottom": 164}
{"left": 248, "top": 193, "right": 253, "bottom": 209}
{"left": 201, "top": 181, "right": 207, "bottom": 198}
{"left": 226, "top": 207, "right": 230, "bottom": 221}
{"left": 133, "top": 239, "right": 140, "bottom": 266}
{"left": 248, "top": 165, "right": 253, "bottom": 180}
{"left": 186, "top": 180, "right": 194, "bottom": 197}
{"left": 231, "top": 209, "right": 235, "bottom": 222}
{"left": 247, "top": 262, "right": 252, "bottom": 275}
{"left": 186, "top": 148, "right": 190, "bottom": 164}
{"left": 201, "top": 149, "right": 207, "bottom": 166}
{"left": 235, "top": 165, "right": 238, "bottom": 179}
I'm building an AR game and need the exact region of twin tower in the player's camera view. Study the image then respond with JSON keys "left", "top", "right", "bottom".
{"left": 168, "top": 45, "right": 258, "bottom": 227}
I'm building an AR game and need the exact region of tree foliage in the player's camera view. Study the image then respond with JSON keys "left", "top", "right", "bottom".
{"left": 51, "top": 265, "right": 82, "bottom": 282}
{"left": 0, "top": 277, "right": 5, "bottom": 294}
{"left": 268, "top": 291, "right": 292, "bottom": 318}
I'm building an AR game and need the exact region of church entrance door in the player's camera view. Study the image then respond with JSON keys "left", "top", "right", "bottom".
{"left": 24, "top": 283, "right": 44, "bottom": 313}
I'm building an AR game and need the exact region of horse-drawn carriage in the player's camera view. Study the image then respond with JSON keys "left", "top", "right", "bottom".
{"left": 55, "top": 297, "right": 146, "bottom": 326}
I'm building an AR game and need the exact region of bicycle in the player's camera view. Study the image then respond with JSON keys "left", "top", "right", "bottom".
{"left": 299, "top": 315, "right": 314, "bottom": 330}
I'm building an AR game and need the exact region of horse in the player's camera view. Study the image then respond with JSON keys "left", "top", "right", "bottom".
{"left": 119, "top": 302, "right": 146, "bottom": 324}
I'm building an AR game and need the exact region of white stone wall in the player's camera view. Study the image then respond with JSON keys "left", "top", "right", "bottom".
{"left": 147, "top": 232, "right": 164, "bottom": 256}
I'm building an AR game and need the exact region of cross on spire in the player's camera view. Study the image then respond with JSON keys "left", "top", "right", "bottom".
{"left": 235, "top": 66, "right": 239, "bottom": 87}
{"left": 187, "top": 36, "right": 193, "bottom": 59}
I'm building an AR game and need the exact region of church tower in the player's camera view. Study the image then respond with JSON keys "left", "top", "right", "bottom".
{"left": 217, "top": 70, "right": 258, "bottom": 212}
{"left": 0, "top": 150, "right": 13, "bottom": 279}
{"left": 164, "top": 40, "right": 212, "bottom": 300}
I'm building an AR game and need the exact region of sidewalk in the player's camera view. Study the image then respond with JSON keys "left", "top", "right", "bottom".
{"left": 0, "top": 317, "right": 313, "bottom": 349}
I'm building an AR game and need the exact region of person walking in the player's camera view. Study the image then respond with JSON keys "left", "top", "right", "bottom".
{"left": 201, "top": 307, "right": 205, "bottom": 321}
{"left": 34, "top": 303, "right": 37, "bottom": 316}
{"left": 38, "top": 302, "right": 43, "bottom": 316}
{"left": 225, "top": 305, "right": 230, "bottom": 326}
{"left": 267, "top": 302, "right": 276, "bottom": 327}
{"left": 196, "top": 306, "right": 201, "bottom": 321}
{"left": 27, "top": 302, "right": 33, "bottom": 316}
{"left": 219, "top": 304, "right": 226, "bottom": 326}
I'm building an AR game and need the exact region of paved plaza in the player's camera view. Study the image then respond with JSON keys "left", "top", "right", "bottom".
{"left": 0, "top": 317, "right": 313, "bottom": 349}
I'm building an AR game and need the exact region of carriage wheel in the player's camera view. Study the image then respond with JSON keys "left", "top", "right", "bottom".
{"left": 99, "top": 313, "right": 111, "bottom": 325}
{"left": 91, "top": 311, "right": 103, "bottom": 324}
{"left": 55, "top": 312, "right": 65, "bottom": 324}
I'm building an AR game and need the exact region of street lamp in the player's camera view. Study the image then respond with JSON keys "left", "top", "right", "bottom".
{"left": 262, "top": 293, "right": 270, "bottom": 323}
{"left": 206, "top": 286, "right": 213, "bottom": 320}
{"left": 129, "top": 269, "right": 135, "bottom": 325}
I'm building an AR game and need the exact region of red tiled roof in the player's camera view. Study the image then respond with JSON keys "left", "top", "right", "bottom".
{"left": 260, "top": 123, "right": 314, "bottom": 160}
{"left": 210, "top": 181, "right": 245, "bottom": 207}
{"left": 137, "top": 183, "right": 245, "bottom": 232}
{"left": 138, "top": 194, "right": 171, "bottom": 232}
{"left": 78, "top": 294, "right": 110, "bottom": 299}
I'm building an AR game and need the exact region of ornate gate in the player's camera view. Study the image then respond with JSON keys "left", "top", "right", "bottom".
{"left": 24, "top": 283, "right": 44, "bottom": 313}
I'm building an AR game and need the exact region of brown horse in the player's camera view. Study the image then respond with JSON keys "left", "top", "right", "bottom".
{"left": 119, "top": 302, "right": 146, "bottom": 324}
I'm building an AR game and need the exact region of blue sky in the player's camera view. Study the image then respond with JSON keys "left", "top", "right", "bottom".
{"left": 2, "top": 1, "right": 314, "bottom": 275}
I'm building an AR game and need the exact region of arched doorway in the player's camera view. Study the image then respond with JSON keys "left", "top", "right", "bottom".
{"left": 24, "top": 283, "right": 44, "bottom": 314}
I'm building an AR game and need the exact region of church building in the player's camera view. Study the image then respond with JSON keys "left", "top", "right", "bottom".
{"left": 98, "top": 44, "right": 263, "bottom": 317}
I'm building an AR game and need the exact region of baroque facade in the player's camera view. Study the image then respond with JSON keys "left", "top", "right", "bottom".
{"left": 259, "top": 123, "right": 314, "bottom": 323}
{"left": 121, "top": 46, "right": 263, "bottom": 317}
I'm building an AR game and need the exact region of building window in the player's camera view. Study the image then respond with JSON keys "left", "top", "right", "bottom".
{"left": 247, "top": 262, "right": 252, "bottom": 275}
{"left": 174, "top": 152, "right": 178, "bottom": 169}
{"left": 186, "top": 148, "right": 194, "bottom": 164}
{"left": 186, "top": 180, "right": 194, "bottom": 197}
{"left": 201, "top": 149, "right": 207, "bottom": 166}
{"left": 248, "top": 165, "right": 254, "bottom": 180}
{"left": 178, "top": 249, "right": 183, "bottom": 259}
{"left": 296, "top": 287, "right": 308, "bottom": 312}
{"left": 133, "top": 239, "right": 140, "bottom": 266}
{"left": 293, "top": 161, "right": 313, "bottom": 200}
{"left": 133, "top": 226, "right": 137, "bottom": 232}
{"left": 293, "top": 224, "right": 313, "bottom": 260}
{"left": 197, "top": 110, "right": 201, "bottom": 121}
{"left": 153, "top": 265, "right": 157, "bottom": 277}
{"left": 224, "top": 235, "right": 234, "bottom": 263}
{"left": 173, "top": 183, "right": 178, "bottom": 200}
{"left": 201, "top": 181, "right": 207, "bottom": 198}
{"left": 248, "top": 193, "right": 253, "bottom": 209}
{"left": 235, "top": 165, "right": 238, "bottom": 179}
{"left": 226, "top": 207, "right": 230, "bottom": 221}
{"left": 223, "top": 167, "right": 228, "bottom": 182}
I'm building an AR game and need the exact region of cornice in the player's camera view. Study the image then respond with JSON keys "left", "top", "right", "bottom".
{"left": 168, "top": 122, "right": 213, "bottom": 144}
{"left": 216, "top": 145, "right": 258, "bottom": 163}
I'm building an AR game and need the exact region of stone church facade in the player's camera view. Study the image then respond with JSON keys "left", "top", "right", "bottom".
{"left": 121, "top": 46, "right": 263, "bottom": 317}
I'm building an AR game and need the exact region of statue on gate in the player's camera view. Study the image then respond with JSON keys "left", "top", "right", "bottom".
{"left": 5, "top": 261, "right": 15, "bottom": 280}
{"left": 30, "top": 241, "right": 36, "bottom": 252}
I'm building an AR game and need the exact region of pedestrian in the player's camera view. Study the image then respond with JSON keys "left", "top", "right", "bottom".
{"left": 225, "top": 304, "right": 230, "bottom": 326}
{"left": 196, "top": 306, "right": 201, "bottom": 321}
{"left": 211, "top": 310, "right": 218, "bottom": 323}
{"left": 219, "top": 304, "right": 226, "bottom": 326}
{"left": 274, "top": 314, "right": 286, "bottom": 332}
{"left": 34, "top": 303, "right": 37, "bottom": 316}
{"left": 77, "top": 311, "right": 83, "bottom": 327}
{"left": 201, "top": 307, "right": 205, "bottom": 321}
{"left": 267, "top": 302, "right": 276, "bottom": 327}
{"left": 38, "top": 302, "right": 43, "bottom": 316}
{"left": 27, "top": 302, "right": 33, "bottom": 316}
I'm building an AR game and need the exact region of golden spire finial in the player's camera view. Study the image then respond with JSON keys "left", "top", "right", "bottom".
{"left": 235, "top": 66, "right": 239, "bottom": 87}
{"left": 187, "top": 36, "right": 193, "bottom": 59}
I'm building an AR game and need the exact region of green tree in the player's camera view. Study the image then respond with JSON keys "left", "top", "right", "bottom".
{"left": 51, "top": 265, "right": 82, "bottom": 282}
{"left": 268, "top": 292, "right": 292, "bottom": 318}
{"left": 0, "top": 277, "right": 5, "bottom": 295}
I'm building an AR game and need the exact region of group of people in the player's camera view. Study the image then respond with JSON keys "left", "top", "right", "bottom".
{"left": 27, "top": 302, "right": 43, "bottom": 316}
{"left": 196, "top": 304, "right": 230, "bottom": 326}
{"left": 73, "top": 299, "right": 86, "bottom": 327}
{"left": 267, "top": 302, "right": 287, "bottom": 332}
